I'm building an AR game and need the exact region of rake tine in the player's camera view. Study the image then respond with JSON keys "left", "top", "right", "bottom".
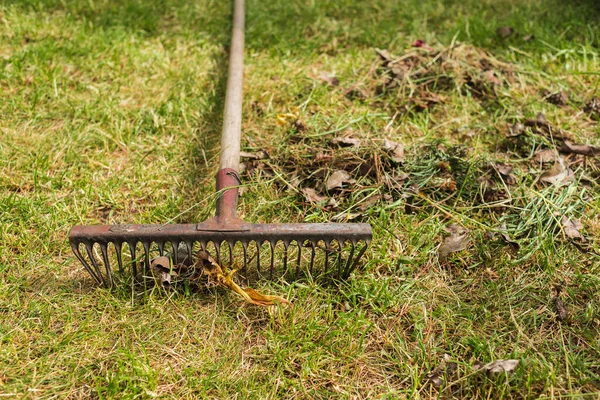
{"left": 158, "top": 241, "right": 165, "bottom": 256}
{"left": 85, "top": 243, "right": 106, "bottom": 287}
{"left": 282, "top": 240, "right": 290, "bottom": 279}
{"left": 99, "top": 243, "right": 114, "bottom": 287}
{"left": 324, "top": 241, "right": 330, "bottom": 274}
{"left": 172, "top": 241, "right": 179, "bottom": 265}
{"left": 71, "top": 242, "right": 102, "bottom": 285}
{"left": 295, "top": 241, "right": 302, "bottom": 279}
{"left": 269, "top": 241, "right": 275, "bottom": 280}
{"left": 214, "top": 241, "right": 221, "bottom": 265}
{"left": 227, "top": 241, "right": 233, "bottom": 266}
{"left": 309, "top": 242, "right": 316, "bottom": 276}
{"left": 342, "top": 241, "right": 356, "bottom": 279}
{"left": 256, "top": 240, "right": 261, "bottom": 276}
{"left": 187, "top": 241, "right": 194, "bottom": 263}
{"left": 143, "top": 241, "right": 151, "bottom": 274}
{"left": 241, "top": 241, "right": 248, "bottom": 275}
{"left": 114, "top": 242, "right": 124, "bottom": 273}
{"left": 346, "top": 241, "right": 369, "bottom": 277}
{"left": 128, "top": 242, "right": 138, "bottom": 278}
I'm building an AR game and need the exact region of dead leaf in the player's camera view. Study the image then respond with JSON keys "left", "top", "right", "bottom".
{"left": 196, "top": 250, "right": 290, "bottom": 307}
{"left": 301, "top": 187, "right": 328, "bottom": 204}
{"left": 358, "top": 194, "right": 382, "bottom": 211}
{"left": 483, "top": 70, "right": 501, "bottom": 85}
{"left": 533, "top": 149, "right": 558, "bottom": 163}
{"left": 332, "top": 136, "right": 361, "bottom": 148}
{"left": 478, "top": 359, "right": 519, "bottom": 374}
{"left": 497, "top": 26, "right": 514, "bottom": 39}
{"left": 544, "top": 91, "right": 568, "bottom": 106}
{"left": 493, "top": 163, "right": 515, "bottom": 184}
{"left": 507, "top": 122, "right": 525, "bottom": 137}
{"left": 326, "top": 170, "right": 356, "bottom": 191}
{"left": 523, "top": 34, "right": 535, "bottom": 42}
{"left": 425, "top": 354, "right": 456, "bottom": 388}
{"left": 150, "top": 256, "right": 173, "bottom": 288}
{"left": 539, "top": 158, "right": 574, "bottom": 186}
{"left": 561, "top": 216, "right": 584, "bottom": 240}
{"left": 383, "top": 138, "right": 404, "bottom": 163}
{"left": 375, "top": 48, "right": 393, "bottom": 64}
{"left": 553, "top": 296, "right": 569, "bottom": 322}
{"left": 584, "top": 98, "right": 600, "bottom": 119}
{"left": 498, "top": 223, "right": 519, "bottom": 249}
{"left": 293, "top": 119, "right": 307, "bottom": 132}
{"left": 559, "top": 140, "right": 600, "bottom": 157}
{"left": 318, "top": 71, "right": 339, "bottom": 87}
{"left": 438, "top": 225, "right": 470, "bottom": 259}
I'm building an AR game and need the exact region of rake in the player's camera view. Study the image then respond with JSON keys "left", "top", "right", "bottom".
{"left": 69, "top": 0, "right": 372, "bottom": 288}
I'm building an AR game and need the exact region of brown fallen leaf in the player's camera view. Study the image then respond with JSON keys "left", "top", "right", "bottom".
{"left": 493, "top": 163, "right": 515, "bottom": 184}
{"left": 318, "top": 71, "right": 340, "bottom": 87}
{"left": 326, "top": 170, "right": 356, "bottom": 191}
{"left": 559, "top": 140, "right": 600, "bottom": 157}
{"left": 375, "top": 48, "right": 393, "bottom": 64}
{"left": 477, "top": 359, "right": 519, "bottom": 374}
{"left": 539, "top": 159, "right": 574, "bottom": 186}
{"left": 424, "top": 354, "right": 457, "bottom": 388}
{"left": 293, "top": 119, "right": 307, "bottom": 132}
{"left": 544, "top": 91, "right": 568, "bottom": 106}
{"left": 301, "top": 187, "right": 328, "bottom": 204}
{"left": 332, "top": 136, "right": 361, "bottom": 148}
{"left": 554, "top": 297, "right": 569, "bottom": 322}
{"left": 438, "top": 225, "right": 470, "bottom": 259}
{"left": 150, "top": 256, "right": 175, "bottom": 288}
{"left": 561, "top": 216, "right": 584, "bottom": 240}
{"left": 497, "top": 26, "right": 514, "bottom": 39}
{"left": 533, "top": 149, "right": 558, "bottom": 164}
{"left": 498, "top": 223, "right": 519, "bottom": 250}
{"left": 584, "top": 97, "right": 600, "bottom": 119}
{"left": 383, "top": 138, "right": 405, "bottom": 163}
{"left": 197, "top": 251, "right": 290, "bottom": 307}
{"left": 483, "top": 69, "right": 501, "bottom": 85}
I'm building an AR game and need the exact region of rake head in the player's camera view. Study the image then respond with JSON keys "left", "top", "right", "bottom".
{"left": 69, "top": 170, "right": 372, "bottom": 288}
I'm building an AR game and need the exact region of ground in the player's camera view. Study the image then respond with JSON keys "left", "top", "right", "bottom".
{"left": 1, "top": 0, "right": 600, "bottom": 398}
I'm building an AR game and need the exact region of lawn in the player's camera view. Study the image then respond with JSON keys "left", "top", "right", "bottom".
{"left": 1, "top": 0, "right": 600, "bottom": 398}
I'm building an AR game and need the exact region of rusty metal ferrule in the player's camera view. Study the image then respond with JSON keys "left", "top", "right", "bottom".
{"left": 215, "top": 168, "right": 240, "bottom": 221}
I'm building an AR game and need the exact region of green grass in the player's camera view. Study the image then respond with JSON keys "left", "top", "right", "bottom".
{"left": 1, "top": 0, "right": 600, "bottom": 398}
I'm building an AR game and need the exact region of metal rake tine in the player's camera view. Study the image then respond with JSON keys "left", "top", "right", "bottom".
{"left": 99, "top": 243, "right": 114, "bottom": 287}
{"left": 324, "top": 241, "right": 330, "bottom": 274}
{"left": 114, "top": 242, "right": 124, "bottom": 273}
{"left": 269, "top": 241, "right": 275, "bottom": 281}
{"left": 346, "top": 241, "right": 369, "bottom": 277}
{"left": 128, "top": 242, "right": 138, "bottom": 278}
{"left": 309, "top": 242, "right": 316, "bottom": 276}
{"left": 295, "top": 241, "right": 302, "bottom": 280}
{"left": 282, "top": 241, "right": 289, "bottom": 278}
{"left": 241, "top": 241, "right": 248, "bottom": 275}
{"left": 227, "top": 241, "right": 234, "bottom": 266}
{"left": 256, "top": 240, "right": 261, "bottom": 276}
{"left": 71, "top": 242, "right": 102, "bottom": 285}
{"left": 158, "top": 241, "right": 165, "bottom": 256}
{"left": 342, "top": 241, "right": 356, "bottom": 279}
{"left": 172, "top": 241, "right": 179, "bottom": 265}
{"left": 85, "top": 243, "right": 106, "bottom": 287}
{"left": 214, "top": 241, "right": 221, "bottom": 265}
{"left": 143, "top": 241, "right": 151, "bottom": 274}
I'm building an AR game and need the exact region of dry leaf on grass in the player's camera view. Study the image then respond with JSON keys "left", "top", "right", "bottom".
{"left": 438, "top": 224, "right": 470, "bottom": 259}
{"left": 559, "top": 140, "right": 600, "bottom": 157}
{"left": 498, "top": 223, "right": 519, "bottom": 249}
{"left": 497, "top": 26, "right": 514, "bottom": 39}
{"left": 383, "top": 138, "right": 405, "bottom": 163}
{"left": 197, "top": 251, "right": 290, "bottom": 307}
{"left": 301, "top": 187, "right": 328, "bottom": 204}
{"left": 544, "top": 91, "right": 568, "bottom": 106}
{"left": 561, "top": 216, "right": 584, "bottom": 240}
{"left": 150, "top": 256, "right": 175, "bottom": 288}
{"left": 477, "top": 359, "right": 520, "bottom": 374}
{"left": 539, "top": 159, "right": 574, "bottom": 186}
{"left": 554, "top": 296, "right": 569, "bottom": 322}
{"left": 533, "top": 149, "right": 558, "bottom": 164}
{"left": 318, "top": 71, "right": 340, "bottom": 87}
{"left": 326, "top": 170, "right": 356, "bottom": 191}
{"left": 332, "top": 136, "right": 361, "bottom": 148}
{"left": 425, "top": 354, "right": 457, "bottom": 388}
{"left": 584, "top": 98, "right": 600, "bottom": 119}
